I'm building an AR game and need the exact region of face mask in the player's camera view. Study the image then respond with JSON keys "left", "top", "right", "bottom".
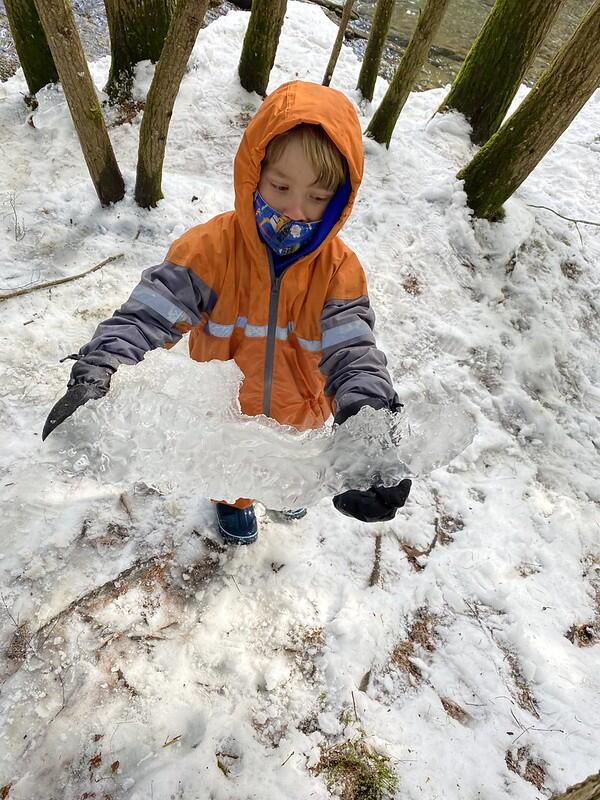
{"left": 254, "top": 191, "right": 320, "bottom": 256}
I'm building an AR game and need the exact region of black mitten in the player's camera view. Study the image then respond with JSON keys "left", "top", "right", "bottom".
{"left": 42, "top": 351, "right": 119, "bottom": 440}
{"left": 332, "top": 397, "right": 411, "bottom": 522}
{"left": 333, "top": 479, "right": 412, "bottom": 522}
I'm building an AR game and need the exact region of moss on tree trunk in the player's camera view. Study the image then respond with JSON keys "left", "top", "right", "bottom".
{"left": 4, "top": 0, "right": 58, "bottom": 95}
{"left": 356, "top": 0, "right": 394, "bottom": 102}
{"left": 104, "top": 0, "right": 177, "bottom": 103}
{"left": 366, "top": 0, "right": 450, "bottom": 146}
{"left": 551, "top": 772, "right": 600, "bottom": 800}
{"left": 135, "top": 0, "right": 210, "bottom": 208}
{"left": 32, "top": 0, "right": 124, "bottom": 206}
{"left": 238, "top": 0, "right": 287, "bottom": 97}
{"left": 458, "top": 0, "right": 600, "bottom": 220}
{"left": 322, "top": 0, "right": 357, "bottom": 87}
{"left": 440, "top": 0, "right": 567, "bottom": 145}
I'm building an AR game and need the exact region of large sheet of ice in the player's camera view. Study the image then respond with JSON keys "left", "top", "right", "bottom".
{"left": 43, "top": 350, "right": 476, "bottom": 507}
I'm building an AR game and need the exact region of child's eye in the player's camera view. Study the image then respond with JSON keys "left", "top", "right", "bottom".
{"left": 271, "top": 183, "right": 287, "bottom": 192}
{"left": 311, "top": 196, "right": 329, "bottom": 203}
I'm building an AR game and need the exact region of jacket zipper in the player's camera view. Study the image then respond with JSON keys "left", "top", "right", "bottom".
{"left": 263, "top": 250, "right": 281, "bottom": 417}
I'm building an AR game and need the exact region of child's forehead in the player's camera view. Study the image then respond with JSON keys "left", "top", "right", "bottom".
{"left": 262, "top": 140, "right": 317, "bottom": 175}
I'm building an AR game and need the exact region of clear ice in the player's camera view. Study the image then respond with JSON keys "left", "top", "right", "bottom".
{"left": 43, "top": 351, "right": 476, "bottom": 508}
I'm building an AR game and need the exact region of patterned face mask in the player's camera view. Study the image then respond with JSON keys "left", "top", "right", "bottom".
{"left": 254, "top": 191, "right": 320, "bottom": 256}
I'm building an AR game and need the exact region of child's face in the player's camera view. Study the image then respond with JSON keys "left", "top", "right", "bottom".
{"left": 258, "top": 138, "right": 335, "bottom": 223}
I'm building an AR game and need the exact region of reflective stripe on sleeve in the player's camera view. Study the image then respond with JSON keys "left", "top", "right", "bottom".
{"left": 322, "top": 319, "right": 373, "bottom": 350}
{"left": 131, "top": 285, "right": 192, "bottom": 325}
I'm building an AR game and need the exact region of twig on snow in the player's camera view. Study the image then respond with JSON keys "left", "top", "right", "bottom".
{"left": 0, "top": 254, "right": 124, "bottom": 302}
{"left": 119, "top": 492, "right": 134, "bottom": 522}
{"left": 527, "top": 203, "right": 600, "bottom": 228}
{"left": 53, "top": 670, "right": 67, "bottom": 720}
{"left": 526, "top": 203, "right": 600, "bottom": 247}
{"left": 368, "top": 533, "right": 382, "bottom": 587}
{"left": 0, "top": 593, "right": 19, "bottom": 628}
{"left": 9, "top": 192, "right": 26, "bottom": 241}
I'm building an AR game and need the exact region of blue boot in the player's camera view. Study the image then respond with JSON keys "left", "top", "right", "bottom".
{"left": 280, "top": 508, "right": 307, "bottom": 520}
{"left": 216, "top": 502, "right": 258, "bottom": 545}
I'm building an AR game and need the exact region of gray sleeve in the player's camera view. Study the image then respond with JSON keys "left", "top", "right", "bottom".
{"left": 79, "top": 261, "right": 217, "bottom": 365}
{"left": 319, "top": 295, "right": 400, "bottom": 417}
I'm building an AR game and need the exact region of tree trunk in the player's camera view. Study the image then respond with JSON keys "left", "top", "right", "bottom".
{"left": 32, "top": 0, "right": 124, "bottom": 206}
{"left": 458, "top": 0, "right": 600, "bottom": 220}
{"left": 104, "top": 0, "right": 177, "bottom": 103}
{"left": 135, "top": 0, "right": 210, "bottom": 208}
{"left": 551, "top": 772, "right": 600, "bottom": 800}
{"left": 322, "top": 0, "right": 357, "bottom": 87}
{"left": 356, "top": 0, "right": 395, "bottom": 103}
{"left": 4, "top": 0, "right": 58, "bottom": 95}
{"left": 439, "top": 0, "right": 567, "bottom": 145}
{"left": 238, "top": 0, "right": 287, "bottom": 96}
{"left": 366, "top": 0, "right": 450, "bottom": 146}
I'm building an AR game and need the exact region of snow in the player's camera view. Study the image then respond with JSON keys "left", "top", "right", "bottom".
{"left": 1, "top": 2, "right": 600, "bottom": 798}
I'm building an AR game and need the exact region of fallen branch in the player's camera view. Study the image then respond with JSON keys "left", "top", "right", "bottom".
{"left": 0, "top": 254, "right": 124, "bottom": 302}
{"left": 31, "top": 552, "right": 173, "bottom": 649}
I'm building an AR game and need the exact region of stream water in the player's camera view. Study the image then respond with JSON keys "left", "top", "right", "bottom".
{"left": 354, "top": 0, "right": 594, "bottom": 88}
{"left": 0, "top": 0, "right": 594, "bottom": 88}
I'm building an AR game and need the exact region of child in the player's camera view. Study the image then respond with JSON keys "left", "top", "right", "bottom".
{"left": 43, "top": 81, "right": 411, "bottom": 544}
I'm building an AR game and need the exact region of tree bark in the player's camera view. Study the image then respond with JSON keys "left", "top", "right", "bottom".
{"left": 4, "top": 0, "right": 58, "bottom": 95}
{"left": 238, "top": 0, "right": 287, "bottom": 96}
{"left": 458, "top": 0, "right": 600, "bottom": 220}
{"left": 322, "top": 0, "right": 357, "bottom": 86}
{"left": 551, "top": 772, "right": 600, "bottom": 800}
{"left": 32, "top": 0, "right": 124, "bottom": 206}
{"left": 356, "top": 0, "right": 395, "bottom": 103}
{"left": 135, "top": 0, "right": 210, "bottom": 208}
{"left": 366, "top": 0, "right": 450, "bottom": 146}
{"left": 439, "top": 0, "right": 567, "bottom": 145}
{"left": 104, "top": 0, "right": 177, "bottom": 103}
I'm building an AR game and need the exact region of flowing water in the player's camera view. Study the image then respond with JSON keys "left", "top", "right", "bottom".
{"left": 353, "top": 0, "right": 594, "bottom": 88}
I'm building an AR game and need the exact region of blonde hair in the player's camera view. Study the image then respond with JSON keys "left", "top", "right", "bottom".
{"left": 263, "top": 124, "right": 346, "bottom": 192}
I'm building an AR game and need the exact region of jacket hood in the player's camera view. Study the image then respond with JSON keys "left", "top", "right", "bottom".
{"left": 234, "top": 81, "right": 364, "bottom": 261}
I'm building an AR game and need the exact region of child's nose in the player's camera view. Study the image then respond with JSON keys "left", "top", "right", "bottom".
{"left": 285, "top": 201, "right": 307, "bottom": 221}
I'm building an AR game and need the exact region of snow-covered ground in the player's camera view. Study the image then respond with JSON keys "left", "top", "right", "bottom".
{"left": 1, "top": 3, "right": 600, "bottom": 798}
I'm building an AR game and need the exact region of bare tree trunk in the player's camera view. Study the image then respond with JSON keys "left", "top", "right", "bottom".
{"left": 551, "top": 772, "right": 600, "bottom": 800}
{"left": 104, "top": 0, "right": 177, "bottom": 103}
{"left": 458, "top": 0, "right": 600, "bottom": 220}
{"left": 366, "top": 0, "right": 450, "bottom": 146}
{"left": 4, "top": 0, "right": 57, "bottom": 95}
{"left": 238, "top": 0, "right": 287, "bottom": 97}
{"left": 322, "top": 0, "right": 357, "bottom": 87}
{"left": 439, "top": 0, "right": 567, "bottom": 145}
{"left": 135, "top": 0, "right": 210, "bottom": 208}
{"left": 356, "top": 0, "right": 395, "bottom": 103}
{"left": 32, "top": 0, "right": 124, "bottom": 206}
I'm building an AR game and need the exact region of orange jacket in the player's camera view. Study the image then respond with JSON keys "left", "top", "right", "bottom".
{"left": 81, "top": 82, "right": 398, "bottom": 430}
